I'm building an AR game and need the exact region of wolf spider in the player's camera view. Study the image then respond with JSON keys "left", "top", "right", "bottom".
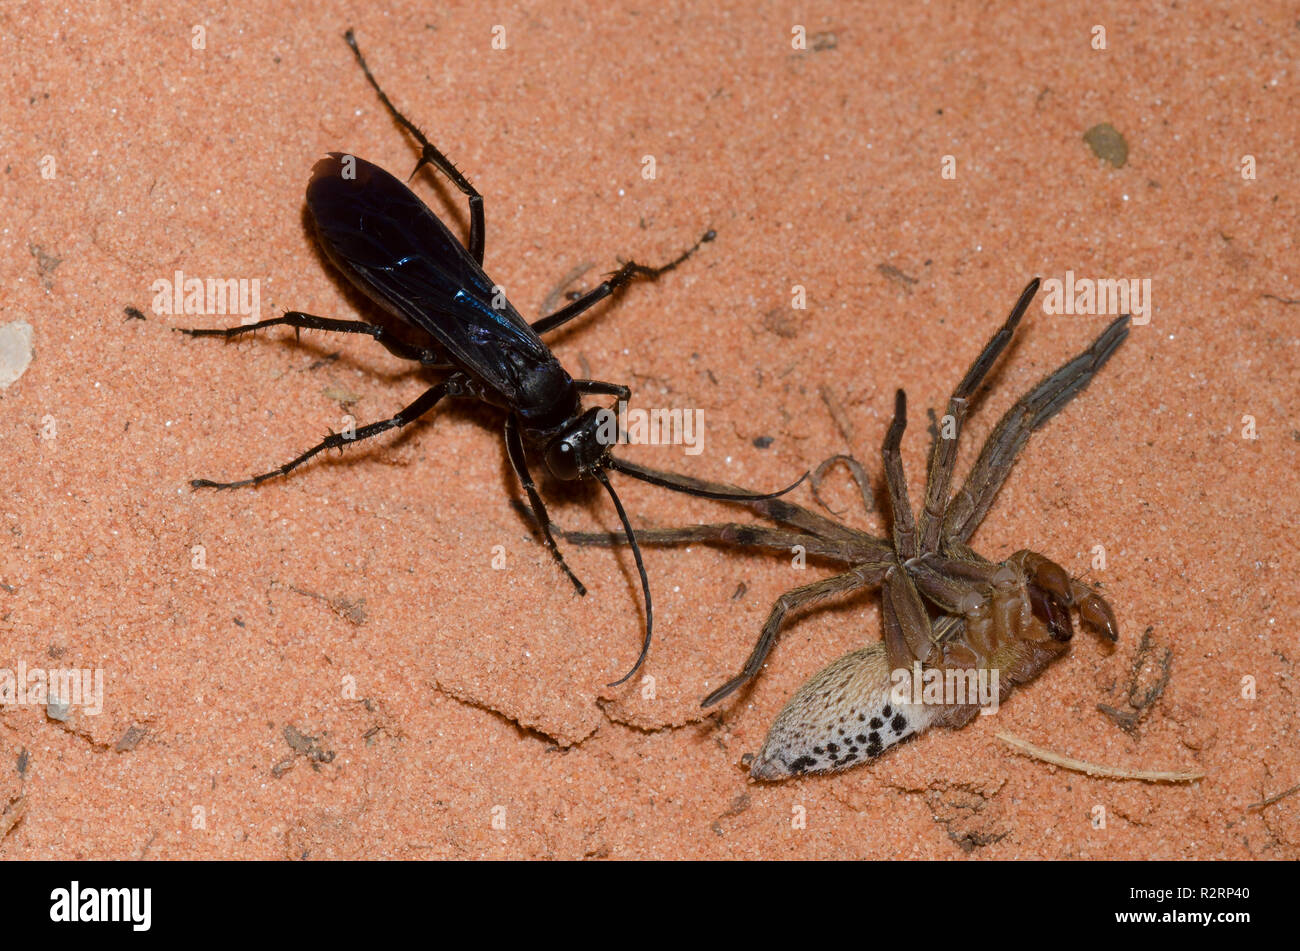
{"left": 562, "top": 279, "right": 1130, "bottom": 779}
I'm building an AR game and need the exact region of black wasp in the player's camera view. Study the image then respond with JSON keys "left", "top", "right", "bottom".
{"left": 181, "top": 30, "right": 802, "bottom": 685}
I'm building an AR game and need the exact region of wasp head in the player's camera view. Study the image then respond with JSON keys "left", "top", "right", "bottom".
{"left": 544, "top": 407, "right": 615, "bottom": 480}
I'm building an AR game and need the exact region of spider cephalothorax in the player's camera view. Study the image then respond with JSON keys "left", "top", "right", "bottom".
{"left": 563, "top": 279, "right": 1130, "bottom": 779}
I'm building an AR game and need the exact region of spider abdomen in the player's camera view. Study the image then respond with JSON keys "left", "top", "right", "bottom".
{"left": 749, "top": 644, "right": 943, "bottom": 780}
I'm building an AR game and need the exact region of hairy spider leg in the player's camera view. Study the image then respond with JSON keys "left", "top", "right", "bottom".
{"left": 916, "top": 278, "right": 1038, "bottom": 553}
{"left": 941, "top": 314, "right": 1130, "bottom": 547}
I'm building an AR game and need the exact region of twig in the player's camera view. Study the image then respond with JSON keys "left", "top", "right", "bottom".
{"left": 1247, "top": 781, "right": 1300, "bottom": 811}
{"left": 818, "top": 384, "right": 856, "bottom": 448}
{"left": 995, "top": 731, "right": 1204, "bottom": 783}
{"left": 810, "top": 453, "right": 874, "bottom": 517}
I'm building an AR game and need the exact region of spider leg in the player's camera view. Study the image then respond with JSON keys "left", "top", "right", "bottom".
{"left": 559, "top": 522, "right": 867, "bottom": 563}
{"left": 702, "top": 561, "right": 892, "bottom": 707}
{"left": 917, "top": 279, "right": 1037, "bottom": 553}
{"left": 941, "top": 314, "right": 1130, "bottom": 546}
{"left": 906, "top": 557, "right": 989, "bottom": 618}
{"left": 937, "top": 540, "right": 992, "bottom": 564}
{"left": 750, "top": 496, "right": 882, "bottom": 547}
{"left": 598, "top": 457, "right": 882, "bottom": 548}
{"left": 881, "top": 564, "right": 936, "bottom": 669}
{"left": 882, "top": 389, "right": 919, "bottom": 559}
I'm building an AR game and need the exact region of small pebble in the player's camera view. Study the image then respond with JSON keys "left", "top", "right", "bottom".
{"left": 0, "top": 320, "right": 34, "bottom": 389}
{"left": 1083, "top": 123, "right": 1129, "bottom": 168}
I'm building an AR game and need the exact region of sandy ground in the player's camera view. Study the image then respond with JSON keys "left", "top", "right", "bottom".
{"left": 1, "top": 0, "right": 1296, "bottom": 859}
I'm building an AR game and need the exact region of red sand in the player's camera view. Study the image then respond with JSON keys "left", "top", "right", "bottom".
{"left": 1, "top": 1, "right": 1295, "bottom": 858}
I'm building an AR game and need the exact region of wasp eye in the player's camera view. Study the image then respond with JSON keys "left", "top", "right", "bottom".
{"left": 545, "top": 436, "right": 582, "bottom": 481}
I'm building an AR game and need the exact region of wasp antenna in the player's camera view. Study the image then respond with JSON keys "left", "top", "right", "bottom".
{"left": 609, "top": 456, "right": 807, "bottom": 501}
{"left": 596, "top": 469, "right": 653, "bottom": 688}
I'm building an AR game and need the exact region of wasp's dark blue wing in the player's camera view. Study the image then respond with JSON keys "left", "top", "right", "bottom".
{"left": 305, "top": 153, "right": 558, "bottom": 403}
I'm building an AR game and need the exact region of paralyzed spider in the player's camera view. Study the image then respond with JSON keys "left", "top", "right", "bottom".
{"left": 562, "top": 279, "right": 1130, "bottom": 779}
